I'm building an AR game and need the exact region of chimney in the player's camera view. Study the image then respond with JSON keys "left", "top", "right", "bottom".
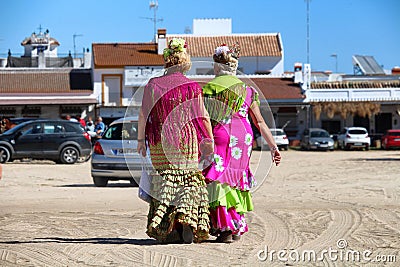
{"left": 83, "top": 48, "right": 91, "bottom": 68}
{"left": 294, "top": 62, "right": 303, "bottom": 84}
{"left": 157, "top": 28, "right": 167, "bottom": 55}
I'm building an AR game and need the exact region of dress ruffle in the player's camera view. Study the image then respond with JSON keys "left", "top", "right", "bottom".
{"left": 146, "top": 168, "right": 210, "bottom": 243}
{"left": 207, "top": 182, "right": 253, "bottom": 212}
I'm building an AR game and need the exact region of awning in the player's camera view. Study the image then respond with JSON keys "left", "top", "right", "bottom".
{"left": 0, "top": 95, "right": 98, "bottom": 105}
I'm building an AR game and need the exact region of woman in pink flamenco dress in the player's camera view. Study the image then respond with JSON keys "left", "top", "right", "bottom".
{"left": 203, "top": 43, "right": 281, "bottom": 243}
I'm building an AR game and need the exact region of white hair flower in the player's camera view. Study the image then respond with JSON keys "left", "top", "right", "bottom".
{"left": 215, "top": 45, "right": 230, "bottom": 56}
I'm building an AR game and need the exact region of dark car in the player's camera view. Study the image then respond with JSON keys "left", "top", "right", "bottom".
{"left": 0, "top": 119, "right": 92, "bottom": 164}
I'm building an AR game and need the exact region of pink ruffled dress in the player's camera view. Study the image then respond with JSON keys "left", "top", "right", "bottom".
{"left": 202, "top": 75, "right": 259, "bottom": 237}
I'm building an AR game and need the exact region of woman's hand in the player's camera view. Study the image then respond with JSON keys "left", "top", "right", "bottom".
{"left": 137, "top": 141, "right": 147, "bottom": 157}
{"left": 271, "top": 147, "right": 281, "bottom": 166}
{"left": 200, "top": 138, "right": 214, "bottom": 156}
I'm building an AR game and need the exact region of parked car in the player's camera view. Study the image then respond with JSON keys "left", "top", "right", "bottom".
{"left": 0, "top": 119, "right": 92, "bottom": 164}
{"left": 337, "top": 127, "right": 370, "bottom": 150}
{"left": 257, "top": 128, "right": 289, "bottom": 150}
{"left": 381, "top": 129, "right": 400, "bottom": 150}
{"left": 300, "top": 128, "right": 335, "bottom": 151}
{"left": 91, "top": 116, "right": 146, "bottom": 187}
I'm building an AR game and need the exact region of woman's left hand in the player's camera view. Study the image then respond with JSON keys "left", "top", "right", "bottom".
{"left": 271, "top": 148, "right": 281, "bottom": 166}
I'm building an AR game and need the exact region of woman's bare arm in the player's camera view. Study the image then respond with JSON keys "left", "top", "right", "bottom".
{"left": 249, "top": 104, "right": 281, "bottom": 166}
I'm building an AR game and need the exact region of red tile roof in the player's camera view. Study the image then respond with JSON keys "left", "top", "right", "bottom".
{"left": 0, "top": 69, "right": 93, "bottom": 94}
{"left": 193, "top": 76, "right": 303, "bottom": 100}
{"left": 252, "top": 77, "right": 304, "bottom": 100}
{"left": 166, "top": 34, "right": 282, "bottom": 58}
{"left": 92, "top": 43, "right": 164, "bottom": 68}
{"left": 311, "top": 80, "right": 400, "bottom": 89}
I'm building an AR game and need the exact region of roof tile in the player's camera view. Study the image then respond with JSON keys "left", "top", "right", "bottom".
{"left": 0, "top": 69, "right": 93, "bottom": 94}
{"left": 166, "top": 34, "right": 282, "bottom": 58}
{"left": 92, "top": 43, "right": 164, "bottom": 68}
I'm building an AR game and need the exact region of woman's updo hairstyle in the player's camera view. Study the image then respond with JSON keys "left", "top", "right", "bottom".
{"left": 163, "top": 38, "right": 191, "bottom": 72}
{"left": 213, "top": 42, "right": 241, "bottom": 76}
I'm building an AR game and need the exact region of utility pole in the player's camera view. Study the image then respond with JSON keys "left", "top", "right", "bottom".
{"left": 305, "top": 0, "right": 311, "bottom": 64}
{"left": 73, "top": 33, "right": 83, "bottom": 58}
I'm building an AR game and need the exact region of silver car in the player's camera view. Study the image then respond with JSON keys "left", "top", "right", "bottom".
{"left": 300, "top": 128, "right": 335, "bottom": 151}
{"left": 91, "top": 116, "right": 144, "bottom": 187}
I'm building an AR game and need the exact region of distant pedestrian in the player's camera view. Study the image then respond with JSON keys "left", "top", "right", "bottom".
{"left": 76, "top": 115, "right": 86, "bottom": 127}
{"left": 94, "top": 116, "right": 105, "bottom": 137}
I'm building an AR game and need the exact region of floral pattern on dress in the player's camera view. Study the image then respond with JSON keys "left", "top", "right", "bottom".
{"left": 247, "top": 145, "right": 252, "bottom": 157}
{"left": 214, "top": 154, "right": 225, "bottom": 172}
{"left": 229, "top": 135, "right": 238, "bottom": 147}
{"left": 238, "top": 105, "right": 248, "bottom": 117}
{"left": 231, "top": 147, "right": 242, "bottom": 160}
{"left": 245, "top": 133, "right": 252, "bottom": 146}
{"left": 221, "top": 117, "right": 231, "bottom": 125}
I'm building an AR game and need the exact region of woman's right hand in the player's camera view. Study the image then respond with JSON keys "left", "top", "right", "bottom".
{"left": 200, "top": 139, "right": 214, "bottom": 156}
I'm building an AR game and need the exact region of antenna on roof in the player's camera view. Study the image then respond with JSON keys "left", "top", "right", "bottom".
{"left": 305, "top": 0, "right": 311, "bottom": 64}
{"left": 73, "top": 33, "right": 83, "bottom": 59}
{"left": 140, "top": 0, "right": 163, "bottom": 41}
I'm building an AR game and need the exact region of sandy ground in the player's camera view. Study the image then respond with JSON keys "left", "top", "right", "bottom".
{"left": 0, "top": 150, "right": 399, "bottom": 266}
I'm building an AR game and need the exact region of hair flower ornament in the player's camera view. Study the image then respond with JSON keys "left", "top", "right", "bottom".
{"left": 163, "top": 38, "right": 188, "bottom": 59}
{"left": 214, "top": 42, "right": 240, "bottom": 59}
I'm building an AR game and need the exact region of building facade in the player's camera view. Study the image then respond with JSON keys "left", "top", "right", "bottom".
{"left": 0, "top": 29, "right": 95, "bottom": 120}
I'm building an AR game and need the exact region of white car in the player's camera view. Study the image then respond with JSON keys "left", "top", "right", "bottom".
{"left": 258, "top": 128, "right": 289, "bottom": 150}
{"left": 337, "top": 127, "right": 370, "bottom": 150}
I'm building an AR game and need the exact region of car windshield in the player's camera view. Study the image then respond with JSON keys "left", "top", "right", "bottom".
{"left": 349, "top": 129, "right": 367, "bottom": 135}
{"left": 102, "top": 122, "right": 138, "bottom": 140}
{"left": 310, "top": 131, "right": 330, "bottom": 138}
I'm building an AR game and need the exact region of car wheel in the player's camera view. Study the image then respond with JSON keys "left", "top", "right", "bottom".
{"left": 0, "top": 146, "right": 11, "bottom": 163}
{"left": 93, "top": 176, "right": 108, "bottom": 187}
{"left": 60, "top": 146, "right": 79, "bottom": 164}
{"left": 365, "top": 145, "right": 370, "bottom": 151}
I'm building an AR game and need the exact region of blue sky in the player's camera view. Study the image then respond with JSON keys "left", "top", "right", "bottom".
{"left": 1, "top": 0, "right": 399, "bottom": 74}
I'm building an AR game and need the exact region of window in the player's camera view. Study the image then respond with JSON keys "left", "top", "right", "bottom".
{"left": 21, "top": 123, "right": 42, "bottom": 135}
{"left": 348, "top": 129, "right": 367, "bottom": 135}
{"left": 103, "top": 122, "right": 138, "bottom": 140}
{"left": 43, "top": 123, "right": 66, "bottom": 134}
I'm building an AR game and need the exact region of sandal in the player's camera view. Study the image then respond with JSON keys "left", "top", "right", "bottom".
{"left": 216, "top": 231, "right": 233, "bottom": 243}
{"left": 163, "top": 229, "right": 183, "bottom": 244}
{"left": 182, "top": 224, "right": 194, "bottom": 244}
{"left": 232, "top": 234, "right": 241, "bottom": 241}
